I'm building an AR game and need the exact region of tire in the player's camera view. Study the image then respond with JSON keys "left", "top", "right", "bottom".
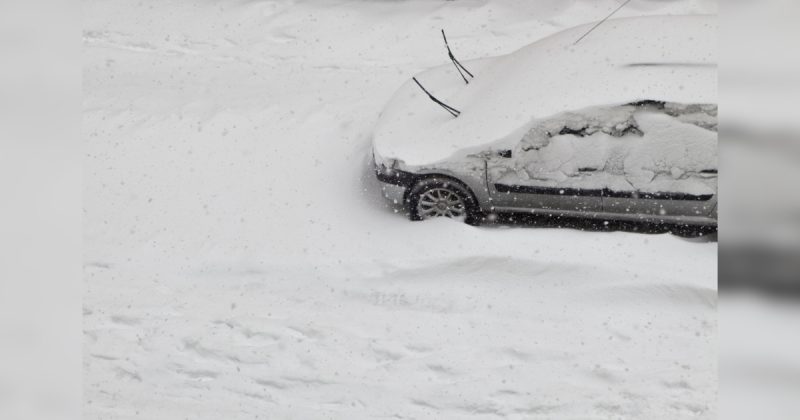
{"left": 407, "top": 178, "right": 481, "bottom": 225}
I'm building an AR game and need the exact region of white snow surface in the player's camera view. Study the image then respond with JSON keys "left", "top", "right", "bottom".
{"left": 84, "top": 1, "right": 718, "bottom": 419}
{"left": 373, "top": 15, "right": 717, "bottom": 166}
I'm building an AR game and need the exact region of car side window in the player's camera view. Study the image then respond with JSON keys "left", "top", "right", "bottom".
{"left": 490, "top": 102, "right": 717, "bottom": 195}
{"left": 623, "top": 103, "right": 718, "bottom": 197}
{"left": 490, "top": 105, "right": 643, "bottom": 190}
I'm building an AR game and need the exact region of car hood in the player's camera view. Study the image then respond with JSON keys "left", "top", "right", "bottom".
{"left": 372, "top": 15, "right": 718, "bottom": 167}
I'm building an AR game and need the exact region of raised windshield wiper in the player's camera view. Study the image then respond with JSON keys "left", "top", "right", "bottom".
{"left": 412, "top": 76, "right": 461, "bottom": 118}
{"left": 441, "top": 29, "right": 474, "bottom": 84}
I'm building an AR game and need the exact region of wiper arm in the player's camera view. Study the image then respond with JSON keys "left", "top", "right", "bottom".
{"left": 412, "top": 77, "right": 461, "bottom": 118}
{"left": 442, "top": 29, "right": 474, "bottom": 84}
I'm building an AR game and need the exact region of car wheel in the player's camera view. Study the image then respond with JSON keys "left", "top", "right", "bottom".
{"left": 408, "top": 178, "right": 480, "bottom": 224}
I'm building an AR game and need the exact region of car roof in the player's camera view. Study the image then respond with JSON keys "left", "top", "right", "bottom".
{"left": 373, "top": 15, "right": 717, "bottom": 166}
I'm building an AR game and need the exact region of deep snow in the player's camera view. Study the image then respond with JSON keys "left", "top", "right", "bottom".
{"left": 372, "top": 15, "right": 717, "bottom": 166}
{"left": 83, "top": 0, "right": 718, "bottom": 419}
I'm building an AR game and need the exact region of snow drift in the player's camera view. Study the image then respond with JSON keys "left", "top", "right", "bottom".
{"left": 373, "top": 15, "right": 718, "bottom": 166}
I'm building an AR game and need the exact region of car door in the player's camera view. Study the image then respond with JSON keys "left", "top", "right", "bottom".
{"left": 603, "top": 179, "right": 717, "bottom": 220}
{"left": 485, "top": 120, "right": 605, "bottom": 214}
{"left": 601, "top": 105, "right": 718, "bottom": 220}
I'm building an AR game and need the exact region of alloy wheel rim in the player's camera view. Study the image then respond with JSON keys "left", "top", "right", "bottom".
{"left": 417, "top": 187, "right": 466, "bottom": 219}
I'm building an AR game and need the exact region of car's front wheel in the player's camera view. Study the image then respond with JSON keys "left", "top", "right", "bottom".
{"left": 408, "top": 178, "right": 480, "bottom": 224}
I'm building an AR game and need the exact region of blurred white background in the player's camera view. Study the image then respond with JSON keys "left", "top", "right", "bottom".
{"left": 0, "top": 1, "right": 81, "bottom": 419}
{"left": 721, "top": 1, "right": 800, "bottom": 419}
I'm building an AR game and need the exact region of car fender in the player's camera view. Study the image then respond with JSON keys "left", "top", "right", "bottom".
{"left": 409, "top": 158, "right": 492, "bottom": 213}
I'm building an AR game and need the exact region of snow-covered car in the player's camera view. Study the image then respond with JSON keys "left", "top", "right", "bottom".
{"left": 372, "top": 15, "right": 717, "bottom": 227}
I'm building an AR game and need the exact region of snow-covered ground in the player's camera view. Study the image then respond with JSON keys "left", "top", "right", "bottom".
{"left": 83, "top": 1, "right": 718, "bottom": 419}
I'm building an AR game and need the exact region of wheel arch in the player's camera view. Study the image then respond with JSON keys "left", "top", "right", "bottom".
{"left": 405, "top": 173, "right": 481, "bottom": 209}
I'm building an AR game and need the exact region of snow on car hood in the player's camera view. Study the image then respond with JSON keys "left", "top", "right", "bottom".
{"left": 372, "top": 15, "right": 717, "bottom": 166}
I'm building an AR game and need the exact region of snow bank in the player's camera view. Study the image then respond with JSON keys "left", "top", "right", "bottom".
{"left": 373, "top": 15, "right": 717, "bottom": 166}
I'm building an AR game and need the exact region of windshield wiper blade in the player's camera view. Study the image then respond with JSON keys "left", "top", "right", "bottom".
{"left": 412, "top": 77, "right": 461, "bottom": 118}
{"left": 442, "top": 29, "right": 474, "bottom": 84}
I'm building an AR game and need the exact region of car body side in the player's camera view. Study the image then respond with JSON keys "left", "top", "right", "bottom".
{"left": 374, "top": 145, "right": 718, "bottom": 227}
{"left": 372, "top": 16, "right": 718, "bottom": 227}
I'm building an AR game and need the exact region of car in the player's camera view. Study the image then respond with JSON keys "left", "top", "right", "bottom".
{"left": 372, "top": 15, "right": 717, "bottom": 228}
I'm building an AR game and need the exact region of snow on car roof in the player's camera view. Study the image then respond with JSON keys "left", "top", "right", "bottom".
{"left": 373, "top": 15, "right": 717, "bottom": 166}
